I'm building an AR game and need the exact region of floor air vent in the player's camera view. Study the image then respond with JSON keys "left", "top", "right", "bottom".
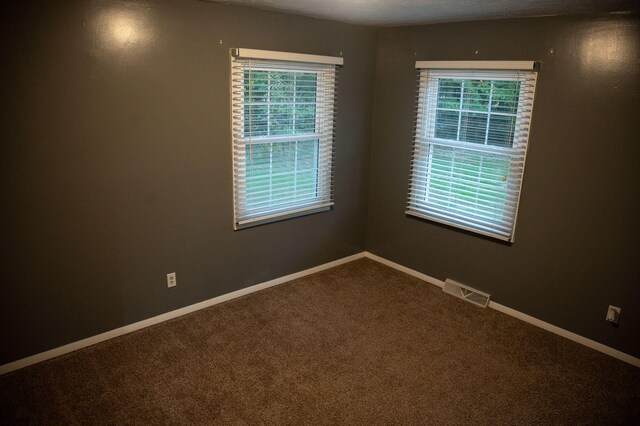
{"left": 443, "top": 279, "right": 490, "bottom": 308}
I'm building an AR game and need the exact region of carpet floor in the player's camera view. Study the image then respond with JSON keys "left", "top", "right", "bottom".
{"left": 1, "top": 258, "right": 639, "bottom": 424}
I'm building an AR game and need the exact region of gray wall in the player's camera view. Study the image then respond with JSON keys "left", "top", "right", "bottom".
{"left": 367, "top": 14, "right": 640, "bottom": 357}
{"left": 1, "top": 0, "right": 376, "bottom": 365}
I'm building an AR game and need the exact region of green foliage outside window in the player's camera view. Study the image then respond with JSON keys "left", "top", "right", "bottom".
{"left": 434, "top": 78, "right": 520, "bottom": 147}
{"left": 243, "top": 70, "right": 320, "bottom": 209}
{"left": 243, "top": 70, "right": 317, "bottom": 137}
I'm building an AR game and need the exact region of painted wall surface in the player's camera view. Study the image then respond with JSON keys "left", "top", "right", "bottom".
{"left": 367, "top": 14, "right": 640, "bottom": 357}
{"left": 0, "top": 0, "right": 376, "bottom": 364}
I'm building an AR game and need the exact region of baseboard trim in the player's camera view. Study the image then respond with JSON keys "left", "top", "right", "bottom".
{"left": 3, "top": 250, "right": 637, "bottom": 374}
{"left": 362, "top": 251, "right": 640, "bottom": 368}
{"left": 0, "top": 252, "right": 366, "bottom": 376}
{"left": 364, "top": 252, "right": 446, "bottom": 288}
{"left": 487, "top": 301, "right": 640, "bottom": 368}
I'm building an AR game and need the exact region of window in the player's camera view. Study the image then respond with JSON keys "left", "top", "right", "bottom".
{"left": 231, "top": 48, "right": 342, "bottom": 229}
{"left": 407, "top": 62, "right": 538, "bottom": 241}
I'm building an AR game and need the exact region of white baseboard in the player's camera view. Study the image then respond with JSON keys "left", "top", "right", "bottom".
{"left": 362, "top": 251, "right": 640, "bottom": 368}
{"left": 0, "top": 252, "right": 366, "bottom": 376}
{"left": 487, "top": 301, "right": 640, "bottom": 368}
{"left": 365, "top": 252, "right": 446, "bottom": 288}
{"left": 3, "top": 250, "right": 637, "bottom": 374}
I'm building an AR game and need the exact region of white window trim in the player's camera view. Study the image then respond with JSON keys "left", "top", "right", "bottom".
{"left": 415, "top": 60, "right": 536, "bottom": 70}
{"left": 407, "top": 61, "right": 539, "bottom": 242}
{"left": 234, "top": 48, "right": 344, "bottom": 66}
{"left": 230, "top": 49, "right": 341, "bottom": 230}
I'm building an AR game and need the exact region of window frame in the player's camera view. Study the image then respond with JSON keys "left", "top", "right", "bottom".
{"left": 230, "top": 49, "right": 342, "bottom": 230}
{"left": 407, "top": 61, "right": 538, "bottom": 242}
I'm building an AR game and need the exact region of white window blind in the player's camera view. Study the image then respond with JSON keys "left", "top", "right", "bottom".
{"left": 231, "top": 49, "right": 340, "bottom": 229}
{"left": 407, "top": 64, "right": 538, "bottom": 242}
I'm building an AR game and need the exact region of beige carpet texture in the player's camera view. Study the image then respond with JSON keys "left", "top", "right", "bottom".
{"left": 1, "top": 258, "right": 639, "bottom": 424}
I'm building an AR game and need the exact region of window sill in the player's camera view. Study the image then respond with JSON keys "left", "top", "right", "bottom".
{"left": 234, "top": 204, "right": 333, "bottom": 230}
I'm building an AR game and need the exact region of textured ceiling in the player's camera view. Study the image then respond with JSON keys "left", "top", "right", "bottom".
{"left": 211, "top": 0, "right": 639, "bottom": 26}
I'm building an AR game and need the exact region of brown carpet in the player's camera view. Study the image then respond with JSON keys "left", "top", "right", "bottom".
{"left": 1, "top": 258, "right": 639, "bottom": 424}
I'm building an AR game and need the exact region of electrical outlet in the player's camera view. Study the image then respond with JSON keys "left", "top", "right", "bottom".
{"left": 605, "top": 305, "right": 621, "bottom": 325}
{"left": 167, "top": 272, "right": 177, "bottom": 288}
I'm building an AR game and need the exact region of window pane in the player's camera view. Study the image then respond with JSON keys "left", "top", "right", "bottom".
{"left": 427, "top": 146, "right": 510, "bottom": 221}
{"left": 245, "top": 140, "right": 319, "bottom": 210}
{"left": 244, "top": 104, "right": 268, "bottom": 137}
{"left": 297, "top": 139, "right": 318, "bottom": 171}
{"left": 244, "top": 70, "right": 268, "bottom": 103}
{"left": 434, "top": 109, "right": 459, "bottom": 140}
{"left": 243, "top": 70, "right": 318, "bottom": 138}
{"left": 271, "top": 142, "right": 297, "bottom": 202}
{"left": 245, "top": 143, "right": 271, "bottom": 207}
{"left": 491, "top": 81, "right": 520, "bottom": 114}
{"left": 436, "top": 79, "right": 462, "bottom": 109}
{"left": 269, "top": 71, "right": 294, "bottom": 103}
{"left": 459, "top": 112, "right": 488, "bottom": 144}
{"left": 295, "top": 73, "right": 317, "bottom": 103}
{"left": 295, "top": 104, "right": 316, "bottom": 134}
{"left": 487, "top": 114, "right": 517, "bottom": 147}
{"left": 462, "top": 80, "right": 491, "bottom": 112}
{"left": 270, "top": 104, "right": 294, "bottom": 135}
{"left": 432, "top": 78, "right": 519, "bottom": 146}
{"left": 296, "top": 139, "right": 319, "bottom": 199}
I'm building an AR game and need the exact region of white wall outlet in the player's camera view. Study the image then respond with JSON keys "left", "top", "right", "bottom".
{"left": 605, "top": 305, "right": 621, "bottom": 325}
{"left": 167, "top": 272, "right": 177, "bottom": 288}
